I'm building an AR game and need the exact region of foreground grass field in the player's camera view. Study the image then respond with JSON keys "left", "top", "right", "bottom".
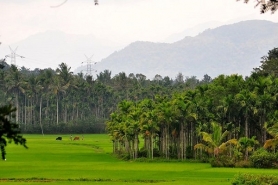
{"left": 1, "top": 134, "right": 278, "bottom": 185}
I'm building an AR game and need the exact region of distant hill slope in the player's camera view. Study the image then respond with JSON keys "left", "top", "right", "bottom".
{"left": 0, "top": 30, "right": 122, "bottom": 71}
{"left": 84, "top": 20, "right": 278, "bottom": 79}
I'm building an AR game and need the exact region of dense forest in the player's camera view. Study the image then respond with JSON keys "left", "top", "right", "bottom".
{"left": 1, "top": 47, "right": 278, "bottom": 165}
{"left": 0, "top": 59, "right": 206, "bottom": 134}
{"left": 105, "top": 47, "right": 278, "bottom": 163}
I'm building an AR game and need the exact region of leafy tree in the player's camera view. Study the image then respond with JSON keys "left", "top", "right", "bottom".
{"left": 237, "top": 0, "right": 278, "bottom": 14}
{"left": 194, "top": 122, "right": 234, "bottom": 157}
{"left": 238, "top": 136, "right": 259, "bottom": 161}
{"left": 0, "top": 104, "right": 27, "bottom": 160}
{"left": 253, "top": 48, "right": 278, "bottom": 77}
{"left": 264, "top": 123, "right": 278, "bottom": 151}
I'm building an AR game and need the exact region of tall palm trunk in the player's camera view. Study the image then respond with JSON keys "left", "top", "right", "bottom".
{"left": 56, "top": 95, "right": 59, "bottom": 125}
{"left": 245, "top": 115, "right": 248, "bottom": 138}
{"left": 39, "top": 96, "right": 44, "bottom": 135}
{"left": 15, "top": 91, "right": 19, "bottom": 123}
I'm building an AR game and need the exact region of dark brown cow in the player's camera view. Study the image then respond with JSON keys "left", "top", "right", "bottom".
{"left": 73, "top": 136, "right": 80, "bottom": 141}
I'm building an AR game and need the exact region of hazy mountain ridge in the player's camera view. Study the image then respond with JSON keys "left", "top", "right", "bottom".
{"left": 0, "top": 30, "right": 123, "bottom": 71}
{"left": 89, "top": 20, "right": 278, "bottom": 79}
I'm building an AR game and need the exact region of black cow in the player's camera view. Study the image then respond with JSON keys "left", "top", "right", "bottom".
{"left": 56, "top": 136, "right": 62, "bottom": 140}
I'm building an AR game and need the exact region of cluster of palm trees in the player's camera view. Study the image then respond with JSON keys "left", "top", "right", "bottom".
{"left": 106, "top": 72, "right": 278, "bottom": 160}
{"left": 0, "top": 61, "right": 203, "bottom": 134}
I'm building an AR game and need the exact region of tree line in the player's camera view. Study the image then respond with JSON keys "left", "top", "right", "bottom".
{"left": 106, "top": 48, "right": 278, "bottom": 164}
{"left": 0, "top": 60, "right": 208, "bottom": 134}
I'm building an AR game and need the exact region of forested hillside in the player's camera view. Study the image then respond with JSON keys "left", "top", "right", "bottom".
{"left": 88, "top": 20, "right": 278, "bottom": 79}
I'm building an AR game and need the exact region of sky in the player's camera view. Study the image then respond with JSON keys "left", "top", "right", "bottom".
{"left": 0, "top": 0, "right": 277, "bottom": 70}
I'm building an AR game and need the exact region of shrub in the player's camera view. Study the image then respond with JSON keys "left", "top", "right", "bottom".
{"left": 234, "top": 160, "right": 252, "bottom": 168}
{"left": 231, "top": 173, "right": 278, "bottom": 185}
{"left": 250, "top": 148, "right": 278, "bottom": 168}
{"left": 186, "top": 146, "right": 194, "bottom": 159}
{"left": 210, "top": 155, "right": 235, "bottom": 167}
{"left": 138, "top": 148, "right": 147, "bottom": 158}
{"left": 153, "top": 148, "right": 161, "bottom": 157}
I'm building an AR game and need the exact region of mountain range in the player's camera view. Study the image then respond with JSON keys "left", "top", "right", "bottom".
{"left": 77, "top": 20, "right": 278, "bottom": 79}
{"left": 1, "top": 20, "right": 278, "bottom": 80}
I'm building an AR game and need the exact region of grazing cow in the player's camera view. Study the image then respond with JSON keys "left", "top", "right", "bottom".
{"left": 73, "top": 136, "right": 80, "bottom": 141}
{"left": 56, "top": 136, "right": 62, "bottom": 140}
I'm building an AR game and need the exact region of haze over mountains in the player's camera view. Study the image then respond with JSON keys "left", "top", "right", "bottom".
{"left": 83, "top": 20, "right": 278, "bottom": 79}
{"left": 0, "top": 31, "right": 123, "bottom": 71}
{"left": 1, "top": 20, "right": 278, "bottom": 80}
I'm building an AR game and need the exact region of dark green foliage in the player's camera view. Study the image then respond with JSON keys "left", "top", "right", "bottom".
{"left": 234, "top": 160, "right": 252, "bottom": 168}
{"left": 0, "top": 104, "right": 27, "bottom": 160}
{"left": 186, "top": 146, "right": 194, "bottom": 159}
{"left": 250, "top": 148, "right": 278, "bottom": 168}
{"left": 253, "top": 47, "right": 278, "bottom": 77}
{"left": 232, "top": 173, "right": 278, "bottom": 185}
{"left": 237, "top": 0, "right": 278, "bottom": 14}
{"left": 138, "top": 147, "right": 147, "bottom": 158}
{"left": 210, "top": 155, "right": 235, "bottom": 167}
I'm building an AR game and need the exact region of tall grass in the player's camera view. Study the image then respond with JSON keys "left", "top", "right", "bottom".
{"left": 1, "top": 134, "right": 278, "bottom": 185}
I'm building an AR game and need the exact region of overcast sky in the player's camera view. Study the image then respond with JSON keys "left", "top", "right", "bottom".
{"left": 0, "top": 0, "right": 277, "bottom": 70}
{"left": 0, "top": 0, "right": 277, "bottom": 44}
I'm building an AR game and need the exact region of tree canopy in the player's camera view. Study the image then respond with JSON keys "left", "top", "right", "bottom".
{"left": 0, "top": 104, "right": 27, "bottom": 160}
{"left": 237, "top": 0, "right": 278, "bottom": 14}
{"left": 253, "top": 47, "right": 278, "bottom": 77}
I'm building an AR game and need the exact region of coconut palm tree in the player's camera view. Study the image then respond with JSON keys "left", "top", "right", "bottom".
{"left": 264, "top": 122, "right": 278, "bottom": 152}
{"left": 4, "top": 65, "right": 26, "bottom": 123}
{"left": 238, "top": 136, "right": 259, "bottom": 161}
{"left": 194, "top": 122, "right": 236, "bottom": 157}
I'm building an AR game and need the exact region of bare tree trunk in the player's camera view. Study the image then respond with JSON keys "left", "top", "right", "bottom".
{"left": 134, "top": 133, "right": 138, "bottom": 159}
{"left": 39, "top": 96, "right": 44, "bottom": 136}
{"left": 16, "top": 92, "right": 19, "bottom": 123}
{"left": 245, "top": 115, "right": 248, "bottom": 138}
{"left": 24, "top": 95, "right": 26, "bottom": 130}
{"left": 56, "top": 95, "right": 59, "bottom": 125}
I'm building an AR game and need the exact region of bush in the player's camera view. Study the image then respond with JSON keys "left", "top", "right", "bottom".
{"left": 250, "top": 148, "right": 278, "bottom": 168}
{"left": 234, "top": 160, "right": 252, "bottom": 168}
{"left": 186, "top": 146, "right": 194, "bottom": 159}
{"left": 231, "top": 173, "right": 278, "bottom": 185}
{"left": 138, "top": 148, "right": 147, "bottom": 158}
{"left": 210, "top": 155, "right": 235, "bottom": 167}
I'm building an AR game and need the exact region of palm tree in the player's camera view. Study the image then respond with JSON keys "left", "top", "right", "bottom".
{"left": 238, "top": 136, "right": 259, "bottom": 161}
{"left": 5, "top": 65, "right": 26, "bottom": 123}
{"left": 140, "top": 109, "right": 159, "bottom": 159}
{"left": 194, "top": 122, "right": 236, "bottom": 157}
{"left": 235, "top": 89, "right": 257, "bottom": 138}
{"left": 264, "top": 122, "right": 278, "bottom": 152}
{"left": 49, "top": 75, "right": 69, "bottom": 125}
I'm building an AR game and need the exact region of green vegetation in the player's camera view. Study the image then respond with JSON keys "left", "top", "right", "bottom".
{"left": 106, "top": 48, "right": 278, "bottom": 165}
{"left": 0, "top": 104, "right": 27, "bottom": 160}
{"left": 0, "top": 61, "right": 203, "bottom": 134}
{"left": 232, "top": 173, "right": 278, "bottom": 185}
{"left": 1, "top": 134, "right": 278, "bottom": 185}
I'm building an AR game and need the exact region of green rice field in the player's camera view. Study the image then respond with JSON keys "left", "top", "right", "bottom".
{"left": 1, "top": 134, "right": 278, "bottom": 185}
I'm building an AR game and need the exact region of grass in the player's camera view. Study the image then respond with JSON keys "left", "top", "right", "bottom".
{"left": 1, "top": 134, "right": 278, "bottom": 185}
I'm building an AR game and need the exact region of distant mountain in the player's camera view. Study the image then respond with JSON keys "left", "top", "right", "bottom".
{"left": 84, "top": 20, "right": 278, "bottom": 79}
{"left": 163, "top": 21, "right": 223, "bottom": 43}
{"left": 0, "top": 30, "right": 123, "bottom": 71}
